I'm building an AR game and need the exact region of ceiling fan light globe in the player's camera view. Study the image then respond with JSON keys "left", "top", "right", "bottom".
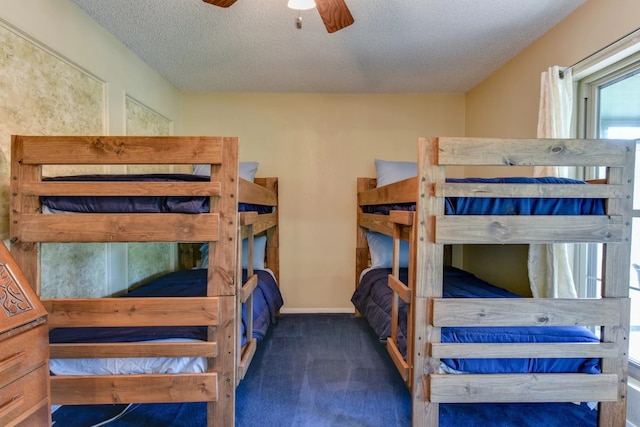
{"left": 287, "top": 0, "right": 315, "bottom": 11}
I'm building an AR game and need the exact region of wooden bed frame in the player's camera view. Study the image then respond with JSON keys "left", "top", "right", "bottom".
{"left": 178, "top": 175, "right": 280, "bottom": 383}
{"left": 356, "top": 137, "right": 634, "bottom": 426}
{"left": 9, "top": 135, "right": 278, "bottom": 427}
{"left": 236, "top": 176, "right": 279, "bottom": 382}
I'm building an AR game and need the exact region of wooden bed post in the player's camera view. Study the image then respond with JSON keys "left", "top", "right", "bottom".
{"left": 207, "top": 137, "right": 239, "bottom": 426}
{"left": 263, "top": 177, "right": 280, "bottom": 283}
{"left": 598, "top": 142, "right": 635, "bottom": 427}
{"left": 9, "top": 135, "right": 41, "bottom": 293}
{"left": 355, "top": 178, "right": 375, "bottom": 297}
{"left": 412, "top": 137, "right": 445, "bottom": 426}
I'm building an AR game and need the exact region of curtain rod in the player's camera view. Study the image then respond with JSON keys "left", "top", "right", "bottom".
{"left": 558, "top": 27, "right": 640, "bottom": 79}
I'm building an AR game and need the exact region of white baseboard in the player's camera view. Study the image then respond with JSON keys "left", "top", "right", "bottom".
{"left": 279, "top": 307, "right": 355, "bottom": 314}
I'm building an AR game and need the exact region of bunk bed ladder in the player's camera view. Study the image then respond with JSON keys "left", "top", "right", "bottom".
{"left": 237, "top": 218, "right": 259, "bottom": 382}
{"left": 387, "top": 215, "right": 415, "bottom": 386}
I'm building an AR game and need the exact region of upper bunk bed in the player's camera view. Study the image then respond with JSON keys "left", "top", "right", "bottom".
{"left": 9, "top": 134, "right": 279, "bottom": 427}
{"left": 354, "top": 136, "right": 634, "bottom": 427}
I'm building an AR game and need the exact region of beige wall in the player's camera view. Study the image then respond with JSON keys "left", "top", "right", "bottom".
{"left": 467, "top": 0, "right": 640, "bottom": 139}
{"left": 181, "top": 93, "right": 465, "bottom": 310}
{"left": 462, "top": 0, "right": 640, "bottom": 295}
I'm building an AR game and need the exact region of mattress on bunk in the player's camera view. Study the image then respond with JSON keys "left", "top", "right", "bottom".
{"left": 351, "top": 266, "right": 601, "bottom": 375}
{"left": 48, "top": 268, "right": 283, "bottom": 375}
{"left": 362, "top": 177, "right": 605, "bottom": 216}
{"left": 40, "top": 174, "right": 273, "bottom": 213}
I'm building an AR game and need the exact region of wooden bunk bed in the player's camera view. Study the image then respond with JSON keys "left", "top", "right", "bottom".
{"left": 354, "top": 137, "right": 634, "bottom": 426}
{"left": 9, "top": 135, "right": 280, "bottom": 427}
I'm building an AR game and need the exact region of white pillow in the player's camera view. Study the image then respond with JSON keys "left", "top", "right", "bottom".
{"left": 374, "top": 159, "right": 417, "bottom": 187}
{"left": 198, "top": 235, "right": 267, "bottom": 270}
{"left": 366, "top": 231, "right": 409, "bottom": 268}
{"left": 193, "top": 161, "right": 259, "bottom": 182}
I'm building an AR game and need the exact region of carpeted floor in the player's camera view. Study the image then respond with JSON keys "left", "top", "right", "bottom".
{"left": 52, "top": 313, "right": 598, "bottom": 426}
{"left": 235, "top": 313, "right": 412, "bottom": 427}
{"left": 237, "top": 314, "right": 596, "bottom": 427}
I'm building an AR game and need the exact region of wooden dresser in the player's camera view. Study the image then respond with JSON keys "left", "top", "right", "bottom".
{"left": 0, "top": 242, "right": 50, "bottom": 427}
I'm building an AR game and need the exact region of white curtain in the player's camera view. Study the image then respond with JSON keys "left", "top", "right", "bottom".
{"left": 528, "top": 65, "right": 577, "bottom": 298}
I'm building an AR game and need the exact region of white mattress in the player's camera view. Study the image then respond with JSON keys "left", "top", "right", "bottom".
{"left": 49, "top": 338, "right": 206, "bottom": 376}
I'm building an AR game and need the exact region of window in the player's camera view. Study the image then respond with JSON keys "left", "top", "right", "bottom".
{"left": 576, "top": 47, "right": 640, "bottom": 379}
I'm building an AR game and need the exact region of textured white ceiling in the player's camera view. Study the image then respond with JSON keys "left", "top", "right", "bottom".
{"left": 71, "top": 0, "right": 586, "bottom": 93}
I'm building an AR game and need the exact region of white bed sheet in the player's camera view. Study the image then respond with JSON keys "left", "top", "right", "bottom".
{"left": 49, "top": 338, "right": 206, "bottom": 376}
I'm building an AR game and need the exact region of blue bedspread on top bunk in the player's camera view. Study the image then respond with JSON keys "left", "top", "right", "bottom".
{"left": 363, "top": 177, "right": 605, "bottom": 216}
{"left": 40, "top": 174, "right": 273, "bottom": 214}
{"left": 49, "top": 268, "right": 283, "bottom": 347}
{"left": 351, "top": 266, "right": 601, "bottom": 375}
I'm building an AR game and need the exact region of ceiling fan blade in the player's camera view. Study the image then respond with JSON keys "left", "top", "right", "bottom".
{"left": 202, "top": 0, "right": 238, "bottom": 7}
{"left": 315, "top": 0, "right": 354, "bottom": 33}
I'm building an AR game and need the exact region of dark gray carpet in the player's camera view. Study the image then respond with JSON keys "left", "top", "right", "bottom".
{"left": 236, "top": 313, "right": 412, "bottom": 427}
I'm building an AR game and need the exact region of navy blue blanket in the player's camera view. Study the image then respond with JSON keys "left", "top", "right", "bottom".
{"left": 351, "top": 267, "right": 600, "bottom": 374}
{"left": 49, "top": 268, "right": 283, "bottom": 347}
{"left": 363, "top": 177, "right": 605, "bottom": 216}
{"left": 41, "top": 174, "right": 273, "bottom": 214}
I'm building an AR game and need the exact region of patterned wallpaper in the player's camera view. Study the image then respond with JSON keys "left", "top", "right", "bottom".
{"left": 125, "top": 96, "right": 172, "bottom": 174}
{"left": 124, "top": 95, "right": 176, "bottom": 288}
{"left": 0, "top": 24, "right": 104, "bottom": 238}
{"left": 0, "top": 23, "right": 106, "bottom": 298}
{"left": 0, "top": 24, "right": 179, "bottom": 298}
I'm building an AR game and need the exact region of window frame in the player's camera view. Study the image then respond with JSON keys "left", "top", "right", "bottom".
{"left": 575, "top": 48, "right": 640, "bottom": 380}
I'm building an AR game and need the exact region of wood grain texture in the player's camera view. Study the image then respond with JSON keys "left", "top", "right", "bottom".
{"left": 43, "top": 297, "right": 219, "bottom": 328}
{"left": 18, "top": 213, "right": 220, "bottom": 243}
{"left": 429, "top": 373, "right": 618, "bottom": 403}
{"left": 50, "top": 373, "right": 218, "bottom": 405}
{"left": 315, "top": 0, "right": 354, "bottom": 33}
{"left": 9, "top": 135, "right": 247, "bottom": 427}
{"left": 14, "top": 135, "right": 224, "bottom": 165}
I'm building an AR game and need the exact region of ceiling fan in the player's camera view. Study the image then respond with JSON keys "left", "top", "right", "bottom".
{"left": 202, "top": 0, "right": 354, "bottom": 33}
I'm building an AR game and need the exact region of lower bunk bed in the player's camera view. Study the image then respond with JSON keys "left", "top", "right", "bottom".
{"left": 47, "top": 268, "right": 282, "bottom": 375}
{"left": 352, "top": 266, "right": 600, "bottom": 425}
{"left": 49, "top": 267, "right": 283, "bottom": 426}
{"left": 355, "top": 137, "right": 634, "bottom": 426}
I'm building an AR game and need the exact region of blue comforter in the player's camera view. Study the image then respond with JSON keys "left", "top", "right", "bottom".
{"left": 41, "top": 174, "right": 273, "bottom": 214}
{"left": 49, "top": 268, "right": 284, "bottom": 347}
{"left": 363, "top": 177, "right": 605, "bottom": 216}
{"left": 351, "top": 266, "right": 600, "bottom": 374}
